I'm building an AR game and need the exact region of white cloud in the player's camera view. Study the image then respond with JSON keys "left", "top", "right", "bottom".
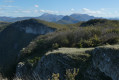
{"left": 34, "top": 10, "right": 39, "bottom": 13}
{"left": 71, "top": 8, "right": 75, "bottom": 11}
{"left": 101, "top": 8, "right": 105, "bottom": 11}
{"left": 14, "top": 9, "right": 31, "bottom": 13}
{"left": 35, "top": 5, "right": 39, "bottom": 8}
{"left": 1, "top": 6, "right": 119, "bottom": 18}
{"left": 82, "top": 8, "right": 102, "bottom": 14}
{"left": 80, "top": 8, "right": 119, "bottom": 18}
{"left": 1, "top": 5, "right": 16, "bottom": 8}
{"left": 4, "top": 0, "right": 14, "bottom": 3}
{"left": 0, "top": 8, "right": 3, "bottom": 10}
{"left": 40, "top": 9, "right": 59, "bottom": 14}
{"left": 21, "top": 10, "right": 31, "bottom": 13}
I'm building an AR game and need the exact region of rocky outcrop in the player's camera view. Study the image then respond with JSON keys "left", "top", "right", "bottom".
{"left": 92, "top": 45, "right": 119, "bottom": 80}
{"left": 16, "top": 48, "right": 93, "bottom": 80}
{"left": 15, "top": 45, "right": 119, "bottom": 80}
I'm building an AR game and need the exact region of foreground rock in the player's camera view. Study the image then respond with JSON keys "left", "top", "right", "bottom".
{"left": 16, "top": 45, "right": 119, "bottom": 80}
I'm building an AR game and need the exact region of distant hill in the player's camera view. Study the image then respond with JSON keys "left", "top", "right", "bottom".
{"left": 0, "top": 21, "right": 11, "bottom": 32}
{"left": 57, "top": 16, "right": 79, "bottom": 24}
{"left": 37, "top": 13, "right": 64, "bottom": 22}
{"left": 108, "top": 18, "right": 119, "bottom": 20}
{"left": 70, "top": 14, "right": 96, "bottom": 21}
{"left": 0, "top": 17, "right": 32, "bottom": 22}
{"left": 57, "top": 14, "right": 99, "bottom": 24}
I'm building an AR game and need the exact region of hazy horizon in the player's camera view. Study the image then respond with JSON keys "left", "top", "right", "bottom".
{"left": 0, "top": 0, "right": 119, "bottom": 18}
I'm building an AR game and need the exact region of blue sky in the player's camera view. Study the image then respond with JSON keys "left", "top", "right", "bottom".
{"left": 0, "top": 0, "right": 119, "bottom": 17}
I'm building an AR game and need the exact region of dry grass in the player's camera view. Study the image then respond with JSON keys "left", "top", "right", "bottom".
{"left": 46, "top": 47, "right": 94, "bottom": 55}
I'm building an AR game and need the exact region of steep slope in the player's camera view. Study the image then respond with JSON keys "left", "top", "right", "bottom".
{"left": 0, "top": 19, "right": 60, "bottom": 77}
{"left": 57, "top": 16, "right": 79, "bottom": 24}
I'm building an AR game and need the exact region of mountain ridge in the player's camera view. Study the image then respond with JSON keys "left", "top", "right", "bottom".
{"left": 0, "top": 13, "right": 98, "bottom": 23}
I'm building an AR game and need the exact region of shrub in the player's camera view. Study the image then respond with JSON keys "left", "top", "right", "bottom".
{"left": 51, "top": 73, "right": 60, "bottom": 80}
{"left": 52, "top": 43, "right": 59, "bottom": 49}
{"left": 65, "top": 68, "right": 79, "bottom": 80}
{"left": 50, "top": 68, "right": 79, "bottom": 80}
{"left": 106, "top": 37, "right": 119, "bottom": 44}
{"left": 60, "top": 38, "right": 69, "bottom": 47}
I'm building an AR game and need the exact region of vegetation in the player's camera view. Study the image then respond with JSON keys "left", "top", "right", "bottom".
{"left": 50, "top": 68, "right": 79, "bottom": 80}
{"left": 18, "top": 19, "right": 119, "bottom": 62}
{"left": 17, "top": 19, "right": 119, "bottom": 79}
{"left": 0, "top": 19, "right": 119, "bottom": 79}
{"left": 0, "top": 18, "right": 69, "bottom": 78}
{"left": 0, "top": 21, "right": 11, "bottom": 32}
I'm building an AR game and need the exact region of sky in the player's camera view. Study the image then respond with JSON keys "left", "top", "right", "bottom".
{"left": 0, "top": 0, "right": 119, "bottom": 18}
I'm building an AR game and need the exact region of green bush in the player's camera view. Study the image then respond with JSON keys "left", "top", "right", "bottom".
{"left": 50, "top": 68, "right": 79, "bottom": 80}
{"left": 106, "top": 37, "right": 119, "bottom": 44}
{"left": 52, "top": 43, "right": 59, "bottom": 49}
{"left": 60, "top": 38, "right": 69, "bottom": 46}
{"left": 65, "top": 68, "right": 79, "bottom": 80}
{"left": 50, "top": 73, "right": 59, "bottom": 80}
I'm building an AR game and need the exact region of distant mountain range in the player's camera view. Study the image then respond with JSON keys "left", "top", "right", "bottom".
{"left": 0, "top": 13, "right": 64, "bottom": 22}
{"left": 0, "top": 13, "right": 99, "bottom": 24}
{"left": 1, "top": 13, "right": 119, "bottom": 24}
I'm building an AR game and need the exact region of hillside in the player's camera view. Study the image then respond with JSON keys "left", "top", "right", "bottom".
{"left": 0, "top": 18, "right": 67, "bottom": 78}
{"left": 0, "top": 21, "right": 11, "bottom": 32}
{"left": 19, "top": 19, "right": 119, "bottom": 63}
{"left": 0, "top": 19, "right": 119, "bottom": 80}
{"left": 16, "top": 19, "right": 119, "bottom": 80}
